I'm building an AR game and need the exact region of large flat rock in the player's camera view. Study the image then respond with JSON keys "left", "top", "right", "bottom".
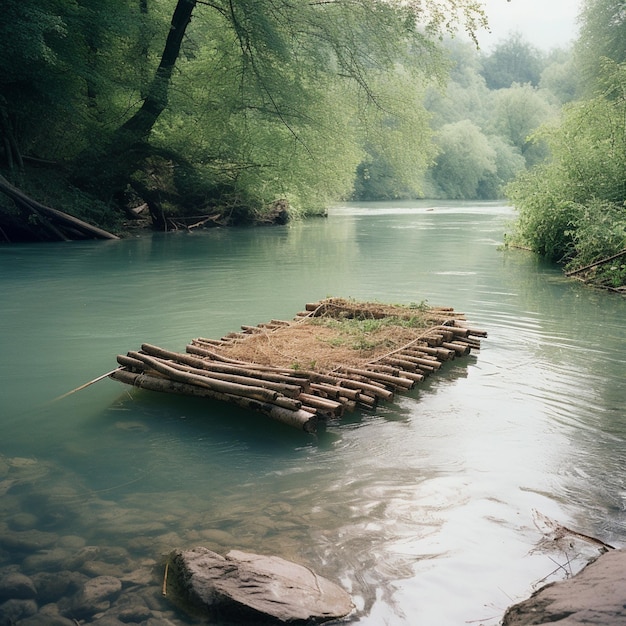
{"left": 168, "top": 547, "right": 354, "bottom": 623}
{"left": 502, "top": 549, "right": 626, "bottom": 625}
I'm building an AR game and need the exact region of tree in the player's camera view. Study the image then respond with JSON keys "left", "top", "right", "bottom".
{"left": 506, "top": 59, "right": 626, "bottom": 286}
{"left": 577, "top": 0, "right": 626, "bottom": 90}
{"left": 539, "top": 56, "right": 581, "bottom": 105}
{"left": 490, "top": 83, "right": 557, "bottom": 167}
{"left": 480, "top": 32, "right": 545, "bottom": 89}
{"left": 429, "top": 120, "right": 496, "bottom": 199}
{"left": 76, "top": 0, "right": 487, "bottom": 217}
{"left": 0, "top": 0, "right": 149, "bottom": 168}
{"left": 1, "top": 0, "right": 488, "bottom": 229}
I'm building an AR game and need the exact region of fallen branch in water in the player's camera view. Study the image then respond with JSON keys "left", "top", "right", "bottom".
{"left": 533, "top": 509, "right": 615, "bottom": 551}
{"left": 565, "top": 248, "right": 626, "bottom": 277}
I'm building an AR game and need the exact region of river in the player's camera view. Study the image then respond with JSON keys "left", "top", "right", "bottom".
{"left": 0, "top": 201, "right": 624, "bottom": 625}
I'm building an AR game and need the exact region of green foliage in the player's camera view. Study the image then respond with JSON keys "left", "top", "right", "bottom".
{"left": 490, "top": 83, "right": 557, "bottom": 167}
{"left": 480, "top": 32, "right": 545, "bottom": 89}
{"left": 430, "top": 120, "right": 496, "bottom": 199}
{"left": 577, "top": 0, "right": 626, "bottom": 91}
{"left": 314, "top": 309, "right": 430, "bottom": 351}
{"left": 0, "top": 0, "right": 149, "bottom": 161}
{"left": 506, "top": 60, "right": 626, "bottom": 277}
{"left": 539, "top": 56, "right": 581, "bottom": 105}
{"left": 154, "top": 0, "right": 453, "bottom": 213}
{"left": 1, "top": 0, "right": 490, "bottom": 227}
{"left": 411, "top": 37, "right": 560, "bottom": 201}
{"left": 567, "top": 199, "right": 626, "bottom": 273}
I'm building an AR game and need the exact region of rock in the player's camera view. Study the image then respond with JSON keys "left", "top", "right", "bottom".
{"left": 89, "top": 616, "right": 125, "bottom": 625}
{"left": 168, "top": 547, "right": 354, "bottom": 623}
{"left": 0, "top": 572, "right": 37, "bottom": 601}
{"left": 70, "top": 575, "right": 122, "bottom": 619}
{"left": 17, "top": 613, "right": 77, "bottom": 626}
{"left": 0, "top": 598, "right": 37, "bottom": 624}
{"left": 0, "top": 529, "right": 58, "bottom": 553}
{"left": 31, "top": 571, "right": 86, "bottom": 604}
{"left": 502, "top": 549, "right": 626, "bottom": 625}
{"left": 88, "top": 616, "right": 125, "bottom": 625}
{"left": 33, "top": 601, "right": 78, "bottom": 626}
{"left": 57, "top": 535, "right": 87, "bottom": 550}
{"left": 80, "top": 560, "right": 124, "bottom": 578}
{"left": 120, "top": 567, "right": 154, "bottom": 586}
{"left": 0, "top": 457, "right": 9, "bottom": 478}
{"left": 7, "top": 513, "right": 38, "bottom": 531}
{"left": 63, "top": 545, "right": 101, "bottom": 570}
{"left": 117, "top": 603, "right": 154, "bottom": 623}
{"left": 22, "top": 548, "right": 71, "bottom": 573}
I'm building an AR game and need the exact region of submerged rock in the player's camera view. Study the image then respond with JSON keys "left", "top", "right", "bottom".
{"left": 0, "top": 598, "right": 37, "bottom": 623}
{"left": 502, "top": 549, "right": 626, "bottom": 625}
{"left": 69, "top": 575, "right": 122, "bottom": 619}
{"left": 167, "top": 547, "right": 354, "bottom": 623}
{"left": 0, "top": 572, "right": 36, "bottom": 601}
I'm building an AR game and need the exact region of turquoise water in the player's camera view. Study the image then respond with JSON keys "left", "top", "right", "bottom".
{"left": 1, "top": 201, "right": 625, "bottom": 624}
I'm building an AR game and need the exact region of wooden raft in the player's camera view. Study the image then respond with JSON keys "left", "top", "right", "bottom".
{"left": 110, "top": 298, "right": 487, "bottom": 433}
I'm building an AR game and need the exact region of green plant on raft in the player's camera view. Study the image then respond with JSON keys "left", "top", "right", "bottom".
{"left": 313, "top": 313, "right": 429, "bottom": 352}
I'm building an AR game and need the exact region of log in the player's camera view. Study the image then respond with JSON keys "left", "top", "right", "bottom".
{"left": 416, "top": 345, "right": 455, "bottom": 360}
{"left": 332, "top": 376, "right": 394, "bottom": 401}
{"left": 425, "top": 334, "right": 444, "bottom": 346}
{"left": 0, "top": 174, "right": 119, "bottom": 241}
{"left": 442, "top": 341, "right": 471, "bottom": 356}
{"left": 192, "top": 337, "right": 225, "bottom": 346}
{"left": 117, "top": 354, "right": 148, "bottom": 370}
{"left": 136, "top": 349, "right": 303, "bottom": 398}
{"left": 398, "top": 371, "right": 425, "bottom": 383}
{"left": 390, "top": 352, "right": 442, "bottom": 370}
{"left": 110, "top": 370, "right": 317, "bottom": 432}
{"left": 381, "top": 356, "right": 418, "bottom": 371}
{"left": 141, "top": 343, "right": 311, "bottom": 391}
{"left": 356, "top": 393, "right": 377, "bottom": 409}
{"left": 565, "top": 248, "right": 626, "bottom": 276}
{"left": 298, "top": 393, "right": 344, "bottom": 418}
{"left": 310, "top": 382, "right": 360, "bottom": 402}
{"left": 127, "top": 351, "right": 279, "bottom": 402}
{"left": 341, "top": 367, "right": 414, "bottom": 390}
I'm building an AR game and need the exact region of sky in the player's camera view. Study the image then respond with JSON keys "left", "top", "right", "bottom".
{"left": 474, "top": 0, "right": 582, "bottom": 51}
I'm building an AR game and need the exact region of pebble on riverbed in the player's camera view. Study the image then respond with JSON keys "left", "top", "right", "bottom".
{"left": 0, "top": 452, "right": 351, "bottom": 625}
{"left": 0, "top": 454, "right": 181, "bottom": 625}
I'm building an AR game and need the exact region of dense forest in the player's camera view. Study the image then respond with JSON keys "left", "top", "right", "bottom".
{"left": 0, "top": 0, "right": 624, "bottom": 288}
{"left": 0, "top": 0, "right": 485, "bottom": 238}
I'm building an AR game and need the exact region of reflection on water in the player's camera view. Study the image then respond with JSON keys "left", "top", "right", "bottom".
{"left": 1, "top": 201, "right": 625, "bottom": 625}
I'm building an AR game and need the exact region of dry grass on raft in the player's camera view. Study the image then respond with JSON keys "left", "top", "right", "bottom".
{"left": 212, "top": 300, "right": 456, "bottom": 372}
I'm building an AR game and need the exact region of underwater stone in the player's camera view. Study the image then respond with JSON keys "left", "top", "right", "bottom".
{"left": 167, "top": 546, "right": 354, "bottom": 623}
{"left": 0, "top": 572, "right": 36, "bottom": 601}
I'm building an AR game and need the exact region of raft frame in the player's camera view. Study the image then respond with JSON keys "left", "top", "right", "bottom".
{"left": 110, "top": 298, "right": 487, "bottom": 432}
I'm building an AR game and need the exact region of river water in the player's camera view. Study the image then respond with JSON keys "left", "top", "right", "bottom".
{"left": 1, "top": 201, "right": 625, "bottom": 625}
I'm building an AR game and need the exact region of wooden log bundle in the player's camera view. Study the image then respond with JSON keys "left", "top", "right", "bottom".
{"left": 110, "top": 298, "right": 487, "bottom": 433}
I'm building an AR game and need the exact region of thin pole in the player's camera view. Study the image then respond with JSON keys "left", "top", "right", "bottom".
{"left": 51, "top": 367, "right": 122, "bottom": 402}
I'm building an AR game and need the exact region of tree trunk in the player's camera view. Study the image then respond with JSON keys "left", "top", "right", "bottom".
{"left": 0, "top": 175, "right": 119, "bottom": 241}
{"left": 119, "top": 0, "right": 197, "bottom": 141}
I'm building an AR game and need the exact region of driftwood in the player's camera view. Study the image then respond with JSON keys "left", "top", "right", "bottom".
{"left": 0, "top": 174, "right": 119, "bottom": 242}
{"left": 110, "top": 298, "right": 487, "bottom": 432}
{"left": 565, "top": 248, "right": 626, "bottom": 277}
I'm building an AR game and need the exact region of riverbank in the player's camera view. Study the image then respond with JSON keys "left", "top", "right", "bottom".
{"left": 502, "top": 548, "right": 626, "bottom": 625}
